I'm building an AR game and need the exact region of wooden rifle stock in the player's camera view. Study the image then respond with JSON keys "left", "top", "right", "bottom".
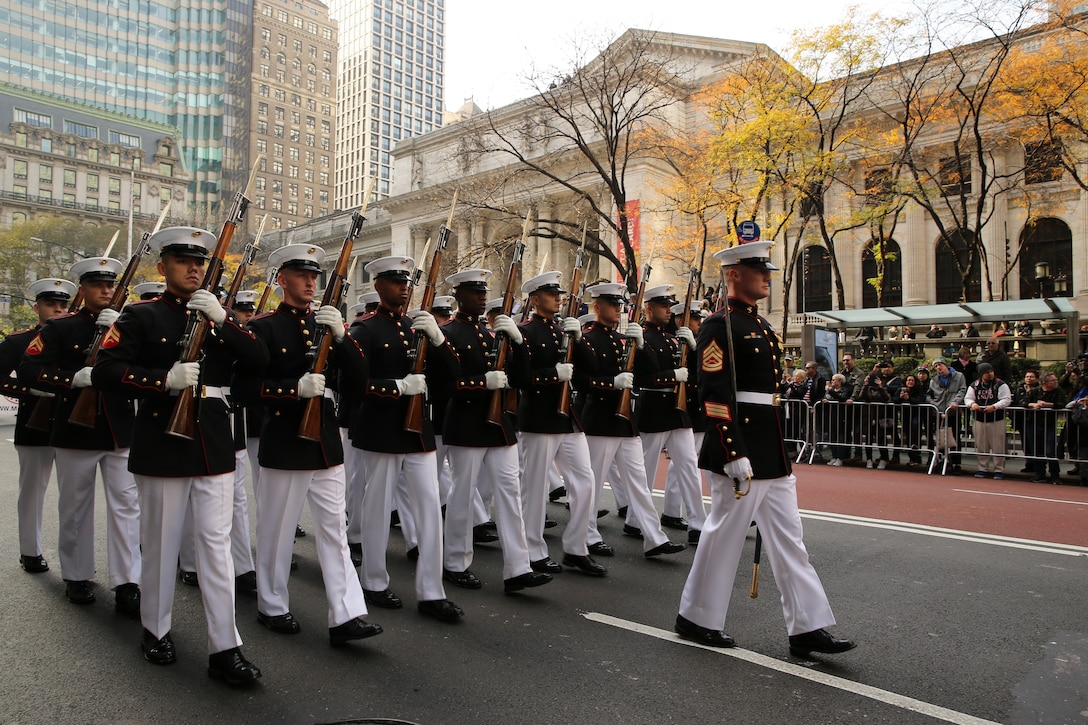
{"left": 298, "top": 211, "right": 366, "bottom": 440}
{"left": 69, "top": 237, "right": 153, "bottom": 428}
{"left": 675, "top": 266, "right": 699, "bottom": 413}
{"left": 486, "top": 213, "right": 530, "bottom": 426}
{"left": 165, "top": 191, "right": 250, "bottom": 439}
{"left": 616, "top": 263, "right": 651, "bottom": 420}
{"left": 556, "top": 232, "right": 587, "bottom": 417}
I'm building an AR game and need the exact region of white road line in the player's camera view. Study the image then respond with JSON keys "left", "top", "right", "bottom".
{"left": 606, "top": 485, "right": 1088, "bottom": 556}
{"left": 952, "top": 488, "right": 1088, "bottom": 506}
{"left": 583, "top": 612, "right": 1001, "bottom": 725}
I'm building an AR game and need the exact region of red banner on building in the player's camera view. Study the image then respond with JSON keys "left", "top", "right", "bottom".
{"left": 616, "top": 199, "right": 640, "bottom": 281}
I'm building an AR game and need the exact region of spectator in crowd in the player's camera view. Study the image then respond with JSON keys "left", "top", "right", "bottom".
{"left": 781, "top": 356, "right": 797, "bottom": 385}
{"left": 951, "top": 346, "right": 978, "bottom": 385}
{"left": 994, "top": 321, "right": 1011, "bottom": 337}
{"left": 1015, "top": 320, "right": 1034, "bottom": 337}
{"left": 926, "top": 324, "right": 947, "bottom": 338}
{"left": 961, "top": 322, "right": 980, "bottom": 338}
{"left": 1059, "top": 358, "right": 1081, "bottom": 396}
{"left": 822, "top": 374, "right": 853, "bottom": 467}
{"left": 887, "top": 325, "right": 899, "bottom": 341}
{"left": 902, "top": 326, "right": 916, "bottom": 340}
{"left": 980, "top": 337, "right": 1012, "bottom": 384}
{"left": 930, "top": 357, "right": 967, "bottom": 475}
{"left": 965, "top": 362, "right": 1013, "bottom": 479}
{"left": 914, "top": 366, "right": 937, "bottom": 456}
{"left": 1012, "top": 368, "right": 1040, "bottom": 472}
{"left": 783, "top": 370, "right": 809, "bottom": 458}
{"left": 1024, "top": 372, "right": 1067, "bottom": 483}
{"left": 1060, "top": 353, "right": 1088, "bottom": 478}
{"left": 855, "top": 326, "right": 876, "bottom": 354}
{"left": 858, "top": 361, "right": 900, "bottom": 469}
{"left": 800, "top": 361, "right": 827, "bottom": 403}
{"left": 898, "top": 373, "right": 930, "bottom": 466}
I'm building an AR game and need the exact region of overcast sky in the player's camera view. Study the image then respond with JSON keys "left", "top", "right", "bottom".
{"left": 443, "top": 0, "right": 899, "bottom": 112}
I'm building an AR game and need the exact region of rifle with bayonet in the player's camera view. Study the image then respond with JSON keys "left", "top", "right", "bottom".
{"left": 298, "top": 210, "right": 367, "bottom": 441}
{"left": 404, "top": 192, "right": 458, "bottom": 434}
{"left": 222, "top": 215, "right": 266, "bottom": 311}
{"left": 616, "top": 262, "right": 651, "bottom": 420}
{"left": 165, "top": 167, "right": 258, "bottom": 439}
{"left": 556, "top": 223, "right": 588, "bottom": 417}
{"left": 675, "top": 264, "right": 700, "bottom": 413}
{"left": 486, "top": 211, "right": 531, "bottom": 426}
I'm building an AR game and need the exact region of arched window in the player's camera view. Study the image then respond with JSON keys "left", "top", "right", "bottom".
{"left": 861, "top": 238, "right": 903, "bottom": 308}
{"left": 795, "top": 245, "right": 832, "bottom": 312}
{"left": 1019, "top": 217, "right": 1073, "bottom": 298}
{"left": 935, "top": 229, "right": 981, "bottom": 303}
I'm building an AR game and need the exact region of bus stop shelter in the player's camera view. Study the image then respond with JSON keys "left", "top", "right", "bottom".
{"left": 806, "top": 298, "right": 1081, "bottom": 362}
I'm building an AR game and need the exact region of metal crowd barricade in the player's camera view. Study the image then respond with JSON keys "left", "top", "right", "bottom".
{"left": 809, "top": 400, "right": 940, "bottom": 472}
{"left": 934, "top": 405, "right": 1078, "bottom": 477}
{"left": 780, "top": 398, "right": 810, "bottom": 463}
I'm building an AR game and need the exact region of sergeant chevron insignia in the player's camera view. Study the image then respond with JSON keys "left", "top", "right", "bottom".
{"left": 702, "top": 339, "right": 724, "bottom": 373}
{"left": 25, "top": 334, "right": 44, "bottom": 356}
{"left": 102, "top": 326, "right": 122, "bottom": 349}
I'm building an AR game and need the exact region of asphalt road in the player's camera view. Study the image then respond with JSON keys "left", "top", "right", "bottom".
{"left": 2, "top": 430, "right": 1086, "bottom": 725}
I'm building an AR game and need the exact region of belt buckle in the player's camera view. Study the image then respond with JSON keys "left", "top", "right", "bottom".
{"left": 771, "top": 393, "right": 781, "bottom": 406}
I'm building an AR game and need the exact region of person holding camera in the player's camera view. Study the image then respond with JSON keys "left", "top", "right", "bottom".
{"left": 859, "top": 361, "right": 901, "bottom": 469}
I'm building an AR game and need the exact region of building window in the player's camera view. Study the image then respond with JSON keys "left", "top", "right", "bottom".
{"left": 16, "top": 132, "right": 28, "bottom": 148}
{"left": 256, "top": 139, "right": 267, "bottom": 153}
{"left": 110, "top": 152, "right": 121, "bottom": 166}
{"left": 41, "top": 138, "right": 52, "bottom": 153}
{"left": 160, "top": 162, "right": 173, "bottom": 176}
{"left": 39, "top": 165, "right": 52, "bottom": 184}
{"left": 938, "top": 154, "right": 972, "bottom": 196}
{"left": 160, "top": 187, "right": 171, "bottom": 203}
{"left": 1025, "top": 139, "right": 1063, "bottom": 185}
{"left": 87, "top": 147, "right": 98, "bottom": 162}
{"left": 1019, "top": 218, "right": 1073, "bottom": 298}
{"left": 14, "top": 109, "right": 52, "bottom": 128}
{"left": 87, "top": 196, "right": 98, "bottom": 208}
{"left": 109, "top": 177, "right": 121, "bottom": 195}
{"left": 861, "top": 239, "right": 903, "bottom": 308}
{"left": 65, "top": 120, "right": 98, "bottom": 138}
{"left": 63, "top": 193, "right": 76, "bottom": 207}
{"left": 935, "top": 229, "right": 981, "bottom": 304}
{"left": 109, "top": 131, "right": 141, "bottom": 147}
{"left": 64, "top": 169, "right": 77, "bottom": 187}
{"left": 273, "top": 161, "right": 283, "bottom": 174}
{"left": 795, "top": 245, "right": 832, "bottom": 312}
{"left": 256, "top": 176, "right": 267, "bottom": 190}
{"left": 87, "top": 173, "right": 99, "bottom": 191}
{"left": 13, "top": 160, "right": 28, "bottom": 179}
{"left": 13, "top": 184, "right": 28, "bottom": 198}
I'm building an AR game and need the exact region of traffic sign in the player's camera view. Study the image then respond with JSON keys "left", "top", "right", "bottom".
{"left": 737, "top": 220, "right": 760, "bottom": 242}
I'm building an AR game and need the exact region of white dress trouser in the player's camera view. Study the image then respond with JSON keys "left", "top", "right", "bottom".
{"left": 446, "top": 445, "right": 532, "bottom": 579}
{"left": 54, "top": 447, "right": 140, "bottom": 588}
{"left": 136, "top": 472, "right": 241, "bottom": 654}
{"left": 664, "top": 431, "right": 706, "bottom": 519}
{"left": 679, "top": 472, "right": 836, "bottom": 636}
{"left": 345, "top": 430, "right": 364, "bottom": 545}
{"left": 608, "top": 460, "right": 628, "bottom": 511}
{"left": 181, "top": 449, "right": 255, "bottom": 576}
{"left": 642, "top": 429, "right": 706, "bottom": 531}
{"left": 518, "top": 432, "right": 594, "bottom": 559}
{"left": 358, "top": 450, "right": 445, "bottom": 601}
{"left": 585, "top": 436, "right": 669, "bottom": 551}
{"left": 16, "top": 445, "right": 55, "bottom": 556}
{"left": 255, "top": 465, "right": 366, "bottom": 627}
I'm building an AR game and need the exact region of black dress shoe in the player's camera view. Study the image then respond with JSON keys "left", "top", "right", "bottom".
{"left": 503, "top": 571, "right": 553, "bottom": 593}
{"left": 65, "top": 579, "right": 95, "bottom": 605}
{"left": 363, "top": 588, "right": 403, "bottom": 609}
{"left": 674, "top": 614, "right": 734, "bottom": 648}
{"left": 294, "top": 524, "right": 306, "bottom": 538}
{"left": 443, "top": 568, "right": 482, "bottom": 589}
{"left": 179, "top": 570, "right": 198, "bottom": 587}
{"left": 348, "top": 542, "right": 362, "bottom": 567}
{"left": 208, "top": 647, "right": 261, "bottom": 686}
{"left": 788, "top": 628, "right": 857, "bottom": 656}
{"left": 257, "top": 611, "right": 301, "bottom": 634}
{"left": 530, "top": 557, "right": 562, "bottom": 574}
{"left": 472, "top": 525, "right": 500, "bottom": 544}
{"left": 616, "top": 506, "right": 628, "bottom": 518}
{"left": 115, "top": 582, "right": 141, "bottom": 616}
{"left": 596, "top": 508, "right": 610, "bottom": 518}
{"left": 543, "top": 518, "right": 558, "bottom": 529}
{"left": 623, "top": 524, "right": 643, "bottom": 539}
{"left": 645, "top": 541, "right": 686, "bottom": 557}
{"left": 418, "top": 598, "right": 464, "bottom": 622}
{"left": 688, "top": 529, "right": 701, "bottom": 545}
{"left": 141, "top": 629, "right": 177, "bottom": 665}
{"left": 548, "top": 486, "right": 567, "bottom": 502}
{"left": 588, "top": 541, "right": 615, "bottom": 557}
{"left": 406, "top": 545, "right": 419, "bottom": 561}
{"left": 290, "top": 555, "right": 299, "bottom": 571}
{"left": 329, "top": 617, "right": 383, "bottom": 646}
{"left": 19, "top": 554, "right": 48, "bottom": 573}
{"left": 561, "top": 553, "right": 607, "bottom": 577}
{"left": 660, "top": 514, "right": 689, "bottom": 531}
{"left": 390, "top": 509, "right": 401, "bottom": 527}
{"left": 235, "top": 570, "right": 257, "bottom": 597}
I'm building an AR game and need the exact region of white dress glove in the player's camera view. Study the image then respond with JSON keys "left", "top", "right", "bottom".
{"left": 71, "top": 367, "right": 94, "bottom": 389}
{"left": 624, "top": 322, "right": 644, "bottom": 350}
{"left": 676, "top": 326, "right": 696, "bottom": 351}
{"left": 297, "top": 372, "right": 326, "bottom": 399}
{"left": 724, "top": 456, "right": 753, "bottom": 482}
{"left": 673, "top": 367, "right": 689, "bottom": 383}
{"left": 165, "top": 361, "right": 200, "bottom": 390}
{"left": 555, "top": 363, "right": 574, "bottom": 382}
{"left": 96, "top": 308, "right": 120, "bottom": 329}
{"left": 485, "top": 370, "right": 508, "bottom": 390}
{"left": 28, "top": 388, "right": 55, "bottom": 398}
{"left": 492, "top": 314, "right": 523, "bottom": 345}
{"left": 613, "top": 372, "right": 634, "bottom": 390}
{"left": 314, "top": 305, "right": 345, "bottom": 341}
{"left": 187, "top": 289, "right": 226, "bottom": 324}
{"left": 410, "top": 310, "right": 445, "bottom": 346}
{"left": 395, "top": 373, "right": 428, "bottom": 397}
{"left": 562, "top": 317, "right": 582, "bottom": 341}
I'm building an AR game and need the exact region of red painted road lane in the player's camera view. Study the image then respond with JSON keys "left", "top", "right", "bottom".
{"left": 649, "top": 454, "right": 1088, "bottom": 547}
